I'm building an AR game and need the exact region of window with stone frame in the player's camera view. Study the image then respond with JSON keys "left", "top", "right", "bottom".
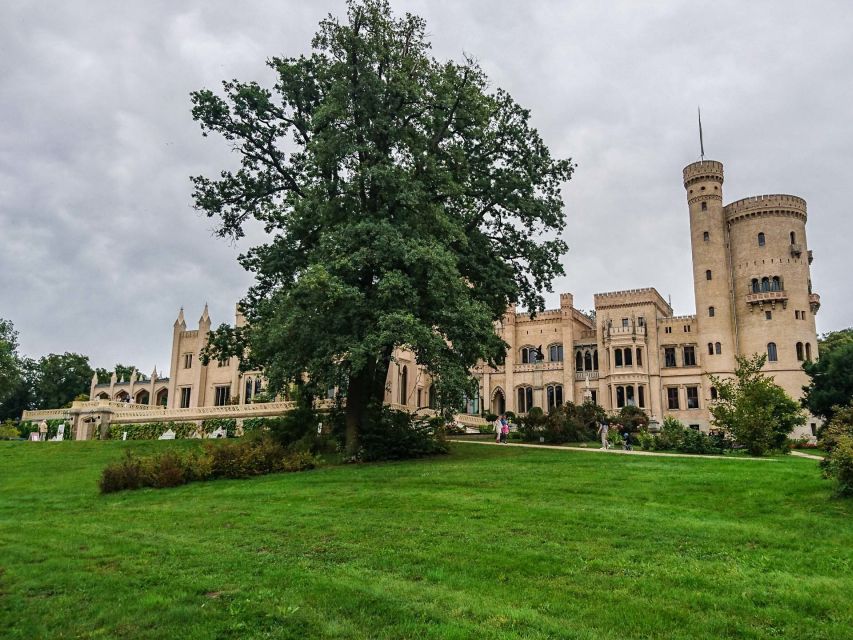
{"left": 667, "top": 387, "right": 680, "bottom": 410}
{"left": 180, "top": 387, "right": 191, "bottom": 408}
{"left": 548, "top": 344, "right": 564, "bottom": 362}
{"left": 546, "top": 384, "right": 563, "bottom": 410}
{"left": 767, "top": 342, "right": 778, "bottom": 362}
{"left": 636, "top": 347, "right": 643, "bottom": 367}
{"left": 517, "top": 386, "right": 534, "bottom": 413}
{"left": 683, "top": 346, "right": 696, "bottom": 366}
{"left": 686, "top": 386, "right": 699, "bottom": 409}
{"left": 183, "top": 353, "right": 193, "bottom": 369}
{"left": 214, "top": 385, "right": 231, "bottom": 406}
{"left": 664, "top": 347, "right": 677, "bottom": 367}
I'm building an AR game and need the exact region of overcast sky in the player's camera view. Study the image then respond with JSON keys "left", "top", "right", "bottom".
{"left": 1, "top": 0, "right": 851, "bottom": 375}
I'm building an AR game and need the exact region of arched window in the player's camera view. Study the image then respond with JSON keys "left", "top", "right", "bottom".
{"left": 624, "top": 347, "right": 633, "bottom": 366}
{"left": 708, "top": 306, "right": 715, "bottom": 317}
{"left": 708, "top": 342, "right": 714, "bottom": 355}
{"left": 626, "top": 385, "right": 635, "bottom": 406}
{"left": 805, "top": 343, "right": 812, "bottom": 361}
{"left": 790, "top": 231, "right": 796, "bottom": 244}
{"left": 706, "top": 270, "right": 712, "bottom": 281}
{"left": 758, "top": 232, "right": 766, "bottom": 247}
{"left": 575, "top": 351, "right": 583, "bottom": 371}
{"left": 517, "top": 386, "right": 534, "bottom": 413}
{"left": 767, "top": 342, "right": 778, "bottom": 362}
{"left": 399, "top": 366, "right": 408, "bottom": 405}
{"left": 615, "top": 349, "right": 623, "bottom": 367}
{"left": 715, "top": 342, "right": 722, "bottom": 355}
{"left": 752, "top": 278, "right": 760, "bottom": 293}
{"left": 521, "top": 347, "right": 532, "bottom": 364}
{"left": 546, "top": 384, "right": 563, "bottom": 410}
{"left": 584, "top": 351, "right": 593, "bottom": 371}
{"left": 636, "top": 348, "right": 643, "bottom": 367}
{"left": 155, "top": 388, "right": 168, "bottom": 407}
{"left": 245, "top": 378, "right": 253, "bottom": 403}
{"left": 796, "top": 342, "right": 804, "bottom": 361}
{"left": 710, "top": 387, "right": 718, "bottom": 400}
{"left": 703, "top": 231, "right": 709, "bottom": 242}
{"left": 616, "top": 386, "right": 625, "bottom": 408}
{"left": 593, "top": 350, "right": 599, "bottom": 370}
{"left": 761, "top": 277, "right": 770, "bottom": 292}
{"left": 771, "top": 276, "right": 781, "bottom": 291}
{"left": 549, "top": 344, "right": 564, "bottom": 362}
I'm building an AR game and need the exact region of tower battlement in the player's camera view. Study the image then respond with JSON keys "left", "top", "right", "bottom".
{"left": 683, "top": 160, "right": 724, "bottom": 187}
{"left": 724, "top": 194, "right": 807, "bottom": 222}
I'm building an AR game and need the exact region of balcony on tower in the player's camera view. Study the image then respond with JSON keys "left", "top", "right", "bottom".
{"left": 790, "top": 243, "right": 803, "bottom": 258}
{"left": 745, "top": 290, "right": 788, "bottom": 310}
{"left": 809, "top": 293, "right": 821, "bottom": 314}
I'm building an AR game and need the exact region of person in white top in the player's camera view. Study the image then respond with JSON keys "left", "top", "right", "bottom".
{"left": 597, "top": 421, "right": 610, "bottom": 450}
{"left": 494, "top": 416, "right": 503, "bottom": 443}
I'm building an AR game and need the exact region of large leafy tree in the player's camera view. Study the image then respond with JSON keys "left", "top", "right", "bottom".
{"left": 95, "top": 364, "right": 145, "bottom": 383}
{"left": 803, "top": 329, "right": 853, "bottom": 421}
{"left": 709, "top": 354, "right": 805, "bottom": 455}
{"left": 32, "top": 353, "right": 94, "bottom": 409}
{"left": 0, "top": 318, "right": 21, "bottom": 407}
{"left": 191, "top": 0, "right": 573, "bottom": 454}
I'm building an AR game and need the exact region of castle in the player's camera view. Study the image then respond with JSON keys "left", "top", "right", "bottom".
{"left": 90, "top": 159, "right": 822, "bottom": 437}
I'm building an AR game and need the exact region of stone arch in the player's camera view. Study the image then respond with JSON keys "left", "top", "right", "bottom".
{"left": 114, "top": 390, "right": 129, "bottom": 402}
{"left": 155, "top": 387, "right": 169, "bottom": 407}
{"left": 575, "top": 351, "right": 583, "bottom": 371}
{"left": 95, "top": 391, "right": 109, "bottom": 400}
{"left": 135, "top": 389, "right": 150, "bottom": 405}
{"left": 491, "top": 388, "right": 506, "bottom": 415}
{"left": 584, "top": 351, "right": 593, "bottom": 371}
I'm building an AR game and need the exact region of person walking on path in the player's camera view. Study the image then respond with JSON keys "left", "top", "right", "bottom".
{"left": 494, "top": 415, "right": 503, "bottom": 443}
{"left": 597, "top": 421, "right": 609, "bottom": 450}
{"left": 500, "top": 419, "right": 510, "bottom": 444}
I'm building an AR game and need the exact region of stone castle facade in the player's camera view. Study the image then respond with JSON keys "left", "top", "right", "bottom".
{"left": 91, "top": 159, "right": 822, "bottom": 437}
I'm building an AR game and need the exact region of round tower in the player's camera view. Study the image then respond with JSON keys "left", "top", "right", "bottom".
{"left": 684, "top": 161, "right": 737, "bottom": 379}
{"left": 725, "top": 194, "right": 819, "bottom": 412}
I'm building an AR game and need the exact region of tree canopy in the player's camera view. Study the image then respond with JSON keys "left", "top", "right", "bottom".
{"left": 803, "top": 329, "right": 853, "bottom": 421}
{"left": 0, "top": 318, "right": 21, "bottom": 407}
{"left": 191, "top": 0, "right": 573, "bottom": 453}
{"left": 709, "top": 354, "right": 805, "bottom": 456}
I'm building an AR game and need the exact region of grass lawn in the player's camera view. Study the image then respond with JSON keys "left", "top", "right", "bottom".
{"left": 1, "top": 441, "right": 851, "bottom": 639}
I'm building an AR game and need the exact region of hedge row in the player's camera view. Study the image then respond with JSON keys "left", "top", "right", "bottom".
{"left": 99, "top": 437, "right": 319, "bottom": 493}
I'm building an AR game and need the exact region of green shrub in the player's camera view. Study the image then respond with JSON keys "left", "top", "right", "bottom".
{"left": 826, "top": 436, "right": 853, "bottom": 497}
{"left": 518, "top": 407, "right": 547, "bottom": 442}
{"left": 0, "top": 421, "right": 20, "bottom": 440}
{"left": 636, "top": 430, "right": 655, "bottom": 451}
{"left": 98, "top": 436, "right": 320, "bottom": 493}
{"left": 349, "top": 405, "right": 449, "bottom": 462}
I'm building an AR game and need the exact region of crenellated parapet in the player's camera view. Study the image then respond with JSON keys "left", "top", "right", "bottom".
{"left": 683, "top": 160, "right": 724, "bottom": 187}
{"left": 724, "top": 194, "right": 807, "bottom": 224}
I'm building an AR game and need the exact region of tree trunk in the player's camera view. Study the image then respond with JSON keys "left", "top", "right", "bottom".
{"left": 343, "top": 345, "right": 395, "bottom": 458}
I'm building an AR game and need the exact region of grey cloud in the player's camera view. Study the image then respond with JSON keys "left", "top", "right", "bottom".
{"left": 0, "top": 0, "right": 850, "bottom": 374}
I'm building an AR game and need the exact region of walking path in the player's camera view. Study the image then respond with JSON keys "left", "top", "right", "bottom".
{"left": 450, "top": 439, "right": 776, "bottom": 461}
{"left": 790, "top": 450, "right": 825, "bottom": 461}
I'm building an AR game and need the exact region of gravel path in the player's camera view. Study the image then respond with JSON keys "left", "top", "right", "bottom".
{"left": 450, "top": 439, "right": 777, "bottom": 461}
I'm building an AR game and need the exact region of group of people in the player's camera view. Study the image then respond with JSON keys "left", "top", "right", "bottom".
{"left": 596, "top": 421, "right": 632, "bottom": 451}
{"left": 493, "top": 414, "right": 510, "bottom": 443}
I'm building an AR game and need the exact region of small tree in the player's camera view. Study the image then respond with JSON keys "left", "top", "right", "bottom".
{"left": 709, "top": 354, "right": 805, "bottom": 456}
{"left": 802, "top": 331, "right": 853, "bottom": 422}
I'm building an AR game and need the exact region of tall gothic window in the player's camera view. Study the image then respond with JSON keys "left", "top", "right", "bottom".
{"left": 517, "top": 386, "right": 534, "bottom": 413}
{"left": 767, "top": 342, "right": 778, "bottom": 362}
{"left": 576, "top": 351, "right": 583, "bottom": 371}
{"left": 758, "top": 232, "right": 766, "bottom": 247}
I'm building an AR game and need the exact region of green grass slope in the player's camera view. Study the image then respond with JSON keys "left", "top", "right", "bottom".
{"left": 0, "top": 441, "right": 850, "bottom": 639}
